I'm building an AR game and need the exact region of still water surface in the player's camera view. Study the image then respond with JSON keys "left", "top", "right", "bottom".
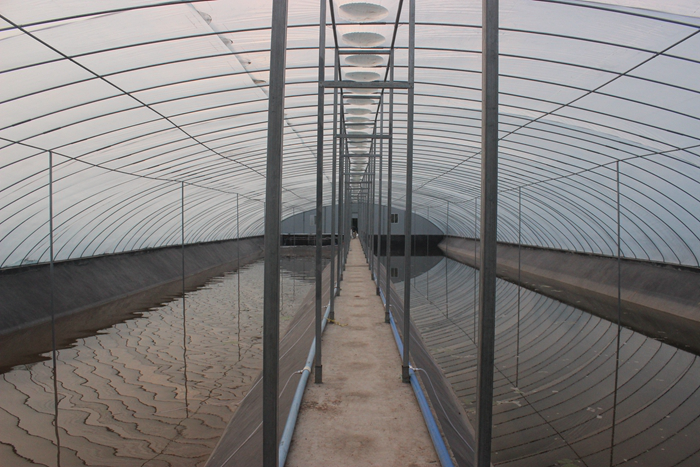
{"left": 391, "top": 255, "right": 700, "bottom": 466}
{"left": 6, "top": 251, "right": 698, "bottom": 466}
{"left": 0, "top": 257, "right": 316, "bottom": 466}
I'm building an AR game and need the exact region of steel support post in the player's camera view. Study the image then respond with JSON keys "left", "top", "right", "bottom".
{"left": 181, "top": 182, "right": 189, "bottom": 416}
{"left": 181, "top": 182, "right": 186, "bottom": 299}
{"left": 385, "top": 49, "right": 394, "bottom": 324}
{"left": 360, "top": 179, "right": 364, "bottom": 250}
{"left": 516, "top": 188, "right": 521, "bottom": 387}
{"left": 262, "top": 0, "right": 288, "bottom": 465}
{"left": 338, "top": 118, "right": 345, "bottom": 283}
{"left": 376, "top": 101, "right": 384, "bottom": 295}
{"left": 237, "top": 194, "right": 242, "bottom": 362}
{"left": 314, "top": 0, "right": 326, "bottom": 384}
{"left": 369, "top": 166, "right": 373, "bottom": 261}
{"left": 359, "top": 183, "right": 363, "bottom": 251}
{"left": 402, "top": 0, "right": 416, "bottom": 384}
{"left": 367, "top": 178, "right": 370, "bottom": 254}
{"left": 474, "top": 198, "right": 478, "bottom": 338}
{"left": 446, "top": 201, "right": 450, "bottom": 317}
{"left": 349, "top": 164, "right": 352, "bottom": 260}
{"left": 369, "top": 156, "right": 375, "bottom": 270}
{"left": 476, "top": 0, "right": 499, "bottom": 465}
{"left": 362, "top": 171, "right": 366, "bottom": 252}
{"left": 610, "top": 161, "right": 622, "bottom": 466}
{"left": 330, "top": 51, "right": 339, "bottom": 319}
{"left": 367, "top": 175, "right": 371, "bottom": 255}
{"left": 348, "top": 161, "right": 352, "bottom": 260}
{"left": 49, "top": 151, "right": 61, "bottom": 465}
{"left": 372, "top": 154, "right": 377, "bottom": 269}
{"left": 426, "top": 207, "right": 430, "bottom": 298}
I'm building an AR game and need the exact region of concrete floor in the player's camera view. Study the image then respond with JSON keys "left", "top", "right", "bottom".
{"left": 286, "top": 239, "right": 439, "bottom": 467}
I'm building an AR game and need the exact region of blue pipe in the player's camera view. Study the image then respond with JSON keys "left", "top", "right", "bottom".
{"left": 387, "top": 299, "right": 455, "bottom": 467}
{"left": 278, "top": 289, "right": 335, "bottom": 467}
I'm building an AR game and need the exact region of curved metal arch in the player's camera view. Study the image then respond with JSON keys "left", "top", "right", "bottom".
{"left": 57, "top": 177, "right": 178, "bottom": 259}
{"left": 2, "top": 0, "right": 700, "bottom": 273}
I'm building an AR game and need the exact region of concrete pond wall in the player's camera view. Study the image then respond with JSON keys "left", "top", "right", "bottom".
{"left": 0, "top": 237, "right": 264, "bottom": 370}
{"left": 441, "top": 236, "right": 700, "bottom": 356}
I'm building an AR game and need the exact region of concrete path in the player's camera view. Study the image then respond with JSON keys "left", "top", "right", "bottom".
{"left": 286, "top": 239, "right": 439, "bottom": 467}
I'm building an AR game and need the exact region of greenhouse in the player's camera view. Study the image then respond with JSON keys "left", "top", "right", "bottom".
{"left": 1, "top": 0, "right": 700, "bottom": 466}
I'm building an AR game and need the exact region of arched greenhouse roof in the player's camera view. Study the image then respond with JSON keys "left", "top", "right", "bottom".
{"left": 2, "top": 0, "right": 700, "bottom": 268}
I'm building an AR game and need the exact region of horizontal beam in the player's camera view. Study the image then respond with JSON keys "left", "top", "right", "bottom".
{"left": 322, "top": 81, "right": 411, "bottom": 89}
{"left": 337, "top": 134, "right": 390, "bottom": 139}
{"left": 338, "top": 49, "right": 393, "bottom": 55}
{"left": 342, "top": 154, "right": 382, "bottom": 158}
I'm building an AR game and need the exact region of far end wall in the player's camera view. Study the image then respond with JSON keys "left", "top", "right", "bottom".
{"left": 282, "top": 205, "right": 443, "bottom": 236}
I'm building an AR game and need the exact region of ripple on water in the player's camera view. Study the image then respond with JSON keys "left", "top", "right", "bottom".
{"left": 0, "top": 257, "right": 316, "bottom": 466}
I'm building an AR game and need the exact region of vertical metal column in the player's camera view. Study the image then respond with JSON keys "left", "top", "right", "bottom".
{"left": 330, "top": 51, "right": 339, "bottom": 319}
{"left": 338, "top": 118, "right": 345, "bottom": 284}
{"left": 181, "top": 182, "right": 189, "bottom": 417}
{"left": 402, "top": 0, "right": 416, "bottom": 384}
{"left": 427, "top": 206, "right": 430, "bottom": 299}
{"left": 516, "top": 188, "right": 521, "bottom": 387}
{"left": 473, "top": 198, "right": 478, "bottom": 338}
{"left": 476, "top": 0, "right": 499, "bottom": 464}
{"left": 385, "top": 50, "right": 394, "bottom": 324}
{"left": 49, "top": 151, "right": 61, "bottom": 466}
{"left": 362, "top": 179, "right": 367, "bottom": 252}
{"left": 262, "top": 0, "right": 288, "bottom": 464}
{"left": 610, "top": 161, "right": 622, "bottom": 467}
{"left": 181, "top": 182, "right": 186, "bottom": 298}
{"left": 369, "top": 151, "right": 375, "bottom": 273}
{"left": 314, "top": 0, "right": 326, "bottom": 384}
{"left": 237, "top": 193, "right": 242, "bottom": 362}
{"left": 446, "top": 201, "right": 450, "bottom": 317}
{"left": 345, "top": 153, "right": 351, "bottom": 260}
{"left": 376, "top": 99, "right": 384, "bottom": 295}
{"left": 348, "top": 149, "right": 352, "bottom": 260}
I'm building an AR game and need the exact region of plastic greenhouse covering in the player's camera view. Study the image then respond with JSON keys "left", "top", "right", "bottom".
{"left": 2, "top": 0, "right": 700, "bottom": 269}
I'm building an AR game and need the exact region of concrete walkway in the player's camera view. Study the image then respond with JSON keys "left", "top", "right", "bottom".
{"left": 286, "top": 239, "right": 439, "bottom": 467}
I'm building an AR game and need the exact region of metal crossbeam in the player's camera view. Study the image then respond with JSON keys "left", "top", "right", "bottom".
{"left": 338, "top": 49, "right": 392, "bottom": 55}
{"left": 322, "top": 80, "right": 411, "bottom": 89}
{"left": 341, "top": 154, "right": 382, "bottom": 158}
{"left": 337, "top": 134, "right": 390, "bottom": 139}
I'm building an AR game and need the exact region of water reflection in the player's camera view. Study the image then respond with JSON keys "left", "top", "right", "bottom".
{"left": 0, "top": 257, "right": 316, "bottom": 466}
{"left": 387, "top": 254, "right": 700, "bottom": 466}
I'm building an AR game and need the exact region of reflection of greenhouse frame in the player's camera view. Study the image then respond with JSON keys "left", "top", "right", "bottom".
{"left": 3, "top": 1, "right": 700, "bottom": 466}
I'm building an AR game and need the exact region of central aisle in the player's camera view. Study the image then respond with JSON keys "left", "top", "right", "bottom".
{"left": 286, "top": 238, "right": 439, "bottom": 466}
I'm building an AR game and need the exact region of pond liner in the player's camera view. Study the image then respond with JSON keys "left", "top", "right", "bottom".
{"left": 376, "top": 261, "right": 477, "bottom": 467}
{"left": 205, "top": 261, "right": 333, "bottom": 466}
